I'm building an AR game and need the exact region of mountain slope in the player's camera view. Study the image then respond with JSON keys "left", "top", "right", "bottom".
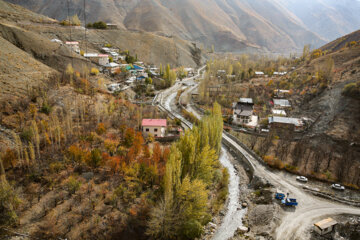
{"left": 6, "top": 0, "right": 360, "bottom": 53}
{"left": 274, "top": 0, "right": 360, "bottom": 42}
{"left": 320, "top": 29, "right": 360, "bottom": 53}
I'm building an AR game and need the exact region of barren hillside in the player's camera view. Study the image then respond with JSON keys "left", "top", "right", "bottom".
{"left": 6, "top": 0, "right": 360, "bottom": 53}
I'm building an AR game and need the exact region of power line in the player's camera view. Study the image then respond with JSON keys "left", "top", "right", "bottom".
{"left": 84, "top": 0, "right": 87, "bottom": 55}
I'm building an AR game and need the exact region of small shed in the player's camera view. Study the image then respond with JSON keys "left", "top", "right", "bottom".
{"left": 65, "top": 41, "right": 80, "bottom": 53}
{"left": 314, "top": 218, "right": 337, "bottom": 235}
{"left": 273, "top": 99, "right": 291, "bottom": 109}
{"left": 106, "top": 23, "right": 118, "bottom": 29}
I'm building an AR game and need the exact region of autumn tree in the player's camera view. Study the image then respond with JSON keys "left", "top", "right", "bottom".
{"left": 123, "top": 128, "right": 135, "bottom": 147}
{"left": 71, "top": 14, "right": 81, "bottom": 26}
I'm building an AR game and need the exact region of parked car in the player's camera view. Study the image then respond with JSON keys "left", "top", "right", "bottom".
{"left": 296, "top": 176, "right": 308, "bottom": 183}
{"left": 331, "top": 184, "right": 345, "bottom": 191}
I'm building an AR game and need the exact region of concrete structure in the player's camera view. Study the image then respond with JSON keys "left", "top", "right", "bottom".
{"left": 184, "top": 67, "right": 194, "bottom": 76}
{"left": 273, "top": 72, "right": 287, "bottom": 76}
{"left": 51, "top": 39, "right": 63, "bottom": 44}
{"left": 255, "top": 71, "right": 264, "bottom": 76}
{"left": 104, "top": 62, "right": 120, "bottom": 74}
{"left": 314, "top": 218, "right": 337, "bottom": 235}
{"left": 84, "top": 53, "right": 109, "bottom": 66}
{"left": 142, "top": 119, "right": 167, "bottom": 138}
{"left": 110, "top": 52, "right": 119, "bottom": 61}
{"left": 268, "top": 116, "right": 304, "bottom": 132}
{"left": 274, "top": 89, "right": 291, "bottom": 98}
{"left": 106, "top": 23, "right": 118, "bottom": 29}
{"left": 217, "top": 70, "right": 226, "bottom": 76}
{"left": 271, "top": 109, "right": 287, "bottom": 116}
{"left": 65, "top": 41, "right": 80, "bottom": 53}
{"left": 232, "top": 98, "right": 258, "bottom": 128}
{"left": 101, "top": 47, "right": 111, "bottom": 53}
{"left": 273, "top": 99, "right": 291, "bottom": 109}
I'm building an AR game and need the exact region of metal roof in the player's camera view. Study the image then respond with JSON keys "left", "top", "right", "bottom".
{"left": 314, "top": 218, "right": 337, "bottom": 230}
{"left": 273, "top": 99, "right": 291, "bottom": 107}
{"left": 239, "top": 98, "right": 253, "bottom": 104}
{"left": 269, "top": 116, "right": 303, "bottom": 126}
{"left": 104, "top": 62, "right": 119, "bottom": 68}
{"left": 142, "top": 119, "right": 167, "bottom": 127}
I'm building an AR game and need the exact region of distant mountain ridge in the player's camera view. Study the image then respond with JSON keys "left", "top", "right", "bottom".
{"left": 5, "top": 0, "right": 360, "bottom": 53}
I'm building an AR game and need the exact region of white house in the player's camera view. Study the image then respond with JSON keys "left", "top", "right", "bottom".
{"left": 104, "top": 62, "right": 120, "bottom": 74}
{"left": 65, "top": 41, "right": 80, "bottom": 53}
{"left": 273, "top": 72, "right": 287, "bottom": 76}
{"left": 110, "top": 52, "right": 119, "bottom": 61}
{"left": 255, "top": 71, "right": 265, "bottom": 76}
{"left": 142, "top": 119, "right": 167, "bottom": 138}
{"left": 232, "top": 98, "right": 258, "bottom": 129}
{"left": 314, "top": 218, "right": 337, "bottom": 236}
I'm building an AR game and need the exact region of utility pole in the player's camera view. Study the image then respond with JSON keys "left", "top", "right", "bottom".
{"left": 67, "top": 0, "right": 74, "bottom": 67}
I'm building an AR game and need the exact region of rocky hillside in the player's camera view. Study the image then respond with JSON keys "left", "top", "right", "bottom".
{"left": 320, "top": 29, "right": 360, "bottom": 53}
{"left": 237, "top": 42, "right": 360, "bottom": 188}
{"left": 5, "top": 0, "right": 360, "bottom": 53}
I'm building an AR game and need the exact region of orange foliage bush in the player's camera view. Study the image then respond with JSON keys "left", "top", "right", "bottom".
{"left": 2, "top": 149, "right": 17, "bottom": 168}
{"left": 96, "top": 123, "right": 106, "bottom": 135}
{"left": 67, "top": 145, "right": 87, "bottom": 163}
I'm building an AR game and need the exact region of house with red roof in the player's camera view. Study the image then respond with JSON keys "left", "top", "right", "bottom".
{"left": 142, "top": 119, "right": 167, "bottom": 138}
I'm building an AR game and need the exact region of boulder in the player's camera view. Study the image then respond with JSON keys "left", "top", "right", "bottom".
{"left": 208, "top": 222, "right": 217, "bottom": 229}
{"left": 237, "top": 226, "right": 249, "bottom": 233}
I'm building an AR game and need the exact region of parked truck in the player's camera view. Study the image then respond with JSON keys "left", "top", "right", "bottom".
{"left": 281, "top": 198, "right": 298, "bottom": 206}
{"left": 275, "top": 193, "right": 285, "bottom": 200}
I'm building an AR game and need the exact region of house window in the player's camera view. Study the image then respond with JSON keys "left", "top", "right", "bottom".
{"left": 154, "top": 128, "right": 158, "bottom": 132}
{"left": 155, "top": 134, "right": 158, "bottom": 137}
{"left": 146, "top": 128, "right": 149, "bottom": 132}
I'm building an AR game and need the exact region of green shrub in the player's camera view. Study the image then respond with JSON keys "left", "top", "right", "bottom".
{"left": 342, "top": 82, "right": 360, "bottom": 99}
{"left": 20, "top": 128, "right": 33, "bottom": 142}
{"left": 49, "top": 161, "right": 65, "bottom": 173}
{"left": 0, "top": 181, "right": 21, "bottom": 225}
{"left": 86, "top": 149, "right": 102, "bottom": 168}
{"left": 40, "top": 102, "right": 52, "bottom": 115}
{"left": 181, "top": 219, "right": 203, "bottom": 239}
{"left": 66, "top": 176, "right": 81, "bottom": 194}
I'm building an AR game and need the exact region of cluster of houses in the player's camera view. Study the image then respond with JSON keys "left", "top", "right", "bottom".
{"left": 268, "top": 89, "right": 305, "bottom": 132}
{"left": 255, "top": 71, "right": 287, "bottom": 78}
{"left": 58, "top": 40, "right": 153, "bottom": 83}
{"left": 232, "top": 89, "right": 307, "bottom": 132}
